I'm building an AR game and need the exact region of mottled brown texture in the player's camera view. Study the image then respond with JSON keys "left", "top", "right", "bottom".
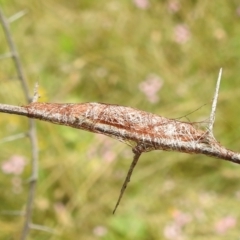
{"left": 0, "top": 101, "right": 240, "bottom": 213}
{"left": 25, "top": 102, "right": 206, "bottom": 150}
{"left": 25, "top": 102, "right": 239, "bottom": 160}
{"left": 24, "top": 101, "right": 240, "bottom": 213}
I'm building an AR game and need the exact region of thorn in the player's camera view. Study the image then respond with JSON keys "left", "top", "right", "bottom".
{"left": 208, "top": 68, "right": 222, "bottom": 136}
{"left": 113, "top": 149, "right": 141, "bottom": 214}
{"left": 8, "top": 9, "right": 28, "bottom": 23}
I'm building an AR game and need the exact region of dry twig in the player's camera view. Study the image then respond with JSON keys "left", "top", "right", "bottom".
{"left": 208, "top": 68, "right": 222, "bottom": 135}
{"left": 0, "top": 69, "right": 239, "bottom": 214}
{"left": 0, "top": 7, "right": 38, "bottom": 239}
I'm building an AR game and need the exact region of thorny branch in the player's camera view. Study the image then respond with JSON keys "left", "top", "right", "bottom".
{"left": 0, "top": 69, "right": 239, "bottom": 215}
{"left": 0, "top": 7, "right": 38, "bottom": 239}
{"left": 0, "top": 8, "right": 30, "bottom": 101}
{"left": 112, "top": 68, "right": 234, "bottom": 213}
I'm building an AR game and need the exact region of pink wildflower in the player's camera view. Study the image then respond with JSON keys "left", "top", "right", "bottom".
{"left": 174, "top": 24, "right": 191, "bottom": 44}
{"left": 215, "top": 216, "right": 236, "bottom": 235}
{"left": 93, "top": 225, "right": 108, "bottom": 236}
{"left": 168, "top": 0, "right": 180, "bottom": 13}
{"left": 133, "top": 0, "right": 150, "bottom": 9}
{"left": 139, "top": 74, "right": 163, "bottom": 103}
{"left": 1, "top": 155, "right": 26, "bottom": 175}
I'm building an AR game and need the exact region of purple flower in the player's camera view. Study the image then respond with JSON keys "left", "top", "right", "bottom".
{"left": 93, "top": 225, "right": 108, "bottom": 236}
{"left": 164, "top": 223, "right": 182, "bottom": 240}
{"left": 167, "top": 0, "right": 181, "bottom": 13}
{"left": 1, "top": 155, "right": 26, "bottom": 175}
{"left": 215, "top": 216, "right": 237, "bottom": 235}
{"left": 139, "top": 74, "right": 163, "bottom": 103}
{"left": 173, "top": 24, "right": 191, "bottom": 44}
{"left": 133, "top": 0, "right": 150, "bottom": 9}
{"left": 172, "top": 209, "right": 192, "bottom": 227}
{"left": 164, "top": 209, "right": 192, "bottom": 239}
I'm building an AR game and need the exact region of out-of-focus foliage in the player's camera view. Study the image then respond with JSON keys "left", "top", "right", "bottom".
{"left": 0, "top": 0, "right": 240, "bottom": 239}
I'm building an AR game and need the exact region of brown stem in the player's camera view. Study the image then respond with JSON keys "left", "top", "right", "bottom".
{"left": 113, "top": 149, "right": 141, "bottom": 214}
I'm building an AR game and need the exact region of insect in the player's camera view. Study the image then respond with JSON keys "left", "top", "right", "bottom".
{"left": 0, "top": 97, "right": 239, "bottom": 214}
{"left": 0, "top": 70, "right": 239, "bottom": 213}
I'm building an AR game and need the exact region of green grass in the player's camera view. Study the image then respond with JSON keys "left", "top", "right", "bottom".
{"left": 1, "top": 0, "right": 240, "bottom": 239}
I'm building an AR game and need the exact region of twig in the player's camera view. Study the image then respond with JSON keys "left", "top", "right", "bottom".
{"left": 0, "top": 7, "right": 38, "bottom": 240}
{"left": 0, "top": 9, "right": 238, "bottom": 216}
{"left": 0, "top": 88, "right": 239, "bottom": 214}
{"left": 0, "top": 8, "right": 31, "bottom": 101}
{"left": 208, "top": 68, "right": 222, "bottom": 135}
{"left": 113, "top": 150, "right": 141, "bottom": 214}
{"left": 21, "top": 119, "right": 38, "bottom": 240}
{"left": 0, "top": 52, "right": 12, "bottom": 60}
{"left": 8, "top": 9, "right": 28, "bottom": 23}
{"left": 30, "top": 223, "right": 58, "bottom": 234}
{"left": 0, "top": 132, "right": 27, "bottom": 144}
{"left": 0, "top": 210, "right": 25, "bottom": 216}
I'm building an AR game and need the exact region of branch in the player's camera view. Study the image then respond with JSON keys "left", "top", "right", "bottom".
{"left": 29, "top": 223, "right": 58, "bottom": 234}
{"left": 0, "top": 8, "right": 30, "bottom": 102}
{"left": 0, "top": 8, "right": 39, "bottom": 240}
{"left": 0, "top": 90, "right": 239, "bottom": 214}
{"left": 0, "top": 133, "right": 27, "bottom": 144}
{"left": 0, "top": 8, "right": 239, "bottom": 215}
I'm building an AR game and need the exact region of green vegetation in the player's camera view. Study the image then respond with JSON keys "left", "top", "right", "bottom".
{"left": 0, "top": 0, "right": 240, "bottom": 239}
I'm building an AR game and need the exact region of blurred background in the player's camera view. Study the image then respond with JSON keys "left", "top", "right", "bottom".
{"left": 0, "top": 0, "right": 240, "bottom": 239}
